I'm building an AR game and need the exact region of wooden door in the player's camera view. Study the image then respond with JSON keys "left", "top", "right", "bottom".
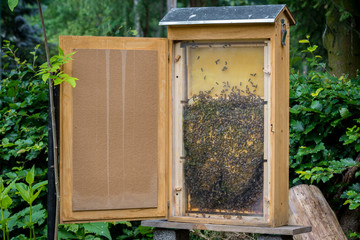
{"left": 59, "top": 36, "right": 168, "bottom": 223}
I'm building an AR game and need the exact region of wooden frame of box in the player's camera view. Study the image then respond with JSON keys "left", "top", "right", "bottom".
{"left": 59, "top": 5, "right": 295, "bottom": 227}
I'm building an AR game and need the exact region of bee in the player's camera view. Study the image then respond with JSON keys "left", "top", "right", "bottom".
{"left": 201, "top": 67, "right": 203, "bottom": 72}
{"left": 215, "top": 59, "right": 220, "bottom": 65}
{"left": 222, "top": 66, "right": 228, "bottom": 71}
{"left": 216, "top": 82, "right": 219, "bottom": 85}
{"left": 250, "top": 73, "right": 257, "bottom": 77}
{"left": 204, "top": 76, "right": 206, "bottom": 80}
{"left": 225, "top": 61, "right": 228, "bottom": 65}
{"left": 197, "top": 56, "right": 200, "bottom": 60}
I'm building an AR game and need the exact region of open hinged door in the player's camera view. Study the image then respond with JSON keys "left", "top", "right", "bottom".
{"left": 59, "top": 36, "right": 168, "bottom": 223}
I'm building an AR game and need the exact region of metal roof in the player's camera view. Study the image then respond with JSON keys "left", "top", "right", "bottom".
{"left": 159, "top": 5, "right": 295, "bottom": 26}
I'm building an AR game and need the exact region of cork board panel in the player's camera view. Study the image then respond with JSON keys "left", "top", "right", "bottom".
{"left": 72, "top": 49, "right": 158, "bottom": 211}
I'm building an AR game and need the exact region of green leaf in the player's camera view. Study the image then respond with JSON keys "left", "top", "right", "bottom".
{"left": 58, "top": 228, "right": 78, "bottom": 240}
{"left": 17, "top": 148, "right": 26, "bottom": 154}
{"left": 340, "top": 158, "right": 357, "bottom": 167}
{"left": 0, "top": 195, "right": 13, "bottom": 209}
{"left": 349, "top": 183, "right": 360, "bottom": 192}
{"left": 42, "top": 73, "right": 50, "bottom": 82}
{"left": 291, "top": 120, "right": 304, "bottom": 132}
{"left": 26, "top": 165, "right": 35, "bottom": 185}
{"left": 65, "top": 77, "right": 78, "bottom": 88}
{"left": 83, "top": 222, "right": 112, "bottom": 240}
{"left": 339, "top": 107, "right": 351, "bottom": 118}
{"left": 138, "top": 225, "right": 153, "bottom": 235}
{"left": 30, "top": 187, "right": 45, "bottom": 204}
{"left": 116, "top": 221, "right": 132, "bottom": 227}
{"left": 307, "top": 45, "right": 318, "bottom": 52}
{"left": 310, "top": 100, "right": 323, "bottom": 111}
{"left": 311, "top": 88, "right": 323, "bottom": 97}
{"left": 59, "top": 47, "right": 65, "bottom": 56}
{"left": 32, "top": 180, "right": 48, "bottom": 191}
{"left": 8, "top": 0, "right": 19, "bottom": 11}
{"left": 15, "top": 183, "right": 30, "bottom": 203}
{"left": 0, "top": 179, "right": 16, "bottom": 199}
{"left": 68, "top": 223, "right": 80, "bottom": 233}
{"left": 299, "top": 39, "right": 309, "bottom": 44}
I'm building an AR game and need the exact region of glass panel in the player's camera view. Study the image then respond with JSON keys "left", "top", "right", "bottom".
{"left": 183, "top": 42, "right": 265, "bottom": 216}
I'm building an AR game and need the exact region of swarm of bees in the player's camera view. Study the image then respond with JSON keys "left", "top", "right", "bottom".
{"left": 183, "top": 83, "right": 265, "bottom": 214}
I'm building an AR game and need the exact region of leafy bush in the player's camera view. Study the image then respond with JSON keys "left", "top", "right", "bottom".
{"left": 1, "top": 40, "right": 153, "bottom": 239}
{"left": 1, "top": 40, "right": 49, "bottom": 239}
{"left": 289, "top": 37, "right": 360, "bottom": 216}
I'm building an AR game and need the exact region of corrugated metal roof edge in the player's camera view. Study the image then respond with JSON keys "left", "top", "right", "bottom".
{"left": 159, "top": 18, "right": 275, "bottom": 26}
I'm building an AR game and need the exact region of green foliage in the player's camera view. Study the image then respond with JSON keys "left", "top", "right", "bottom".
{"left": 59, "top": 222, "right": 112, "bottom": 240}
{"left": 7, "top": 0, "right": 19, "bottom": 12}
{"left": 289, "top": 37, "right": 360, "bottom": 211}
{"left": 1, "top": 41, "right": 48, "bottom": 168}
{"left": 349, "top": 231, "right": 360, "bottom": 239}
{"left": 1, "top": 178, "right": 16, "bottom": 240}
{"left": 58, "top": 221, "right": 153, "bottom": 240}
{"left": 27, "top": 0, "right": 166, "bottom": 43}
{"left": 37, "top": 48, "right": 78, "bottom": 87}
{"left": 116, "top": 221, "right": 153, "bottom": 240}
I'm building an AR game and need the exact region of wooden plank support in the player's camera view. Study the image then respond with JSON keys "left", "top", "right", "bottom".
{"left": 141, "top": 220, "right": 311, "bottom": 236}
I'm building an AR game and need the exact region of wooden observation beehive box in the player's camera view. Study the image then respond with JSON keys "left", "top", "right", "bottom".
{"left": 59, "top": 4, "right": 295, "bottom": 227}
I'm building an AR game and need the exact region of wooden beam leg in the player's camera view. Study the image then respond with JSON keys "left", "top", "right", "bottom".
{"left": 153, "top": 229, "right": 190, "bottom": 240}
{"left": 257, "top": 235, "right": 292, "bottom": 240}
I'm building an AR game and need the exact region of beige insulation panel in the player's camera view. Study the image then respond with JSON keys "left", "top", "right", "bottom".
{"left": 59, "top": 36, "right": 167, "bottom": 223}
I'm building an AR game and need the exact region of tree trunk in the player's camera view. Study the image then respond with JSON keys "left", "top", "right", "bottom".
{"left": 323, "top": 0, "right": 360, "bottom": 78}
{"left": 288, "top": 185, "right": 347, "bottom": 240}
{"left": 134, "top": 0, "right": 141, "bottom": 37}
{"left": 167, "top": 0, "right": 176, "bottom": 12}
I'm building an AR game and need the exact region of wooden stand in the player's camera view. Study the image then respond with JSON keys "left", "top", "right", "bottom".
{"left": 141, "top": 220, "right": 311, "bottom": 240}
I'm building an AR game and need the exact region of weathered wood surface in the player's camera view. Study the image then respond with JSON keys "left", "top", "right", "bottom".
{"left": 288, "top": 184, "right": 347, "bottom": 240}
{"left": 141, "top": 220, "right": 311, "bottom": 235}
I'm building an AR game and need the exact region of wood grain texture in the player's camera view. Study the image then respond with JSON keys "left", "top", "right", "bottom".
{"left": 269, "top": 13, "right": 290, "bottom": 227}
{"left": 167, "top": 24, "right": 274, "bottom": 41}
{"left": 142, "top": 220, "right": 311, "bottom": 235}
{"left": 59, "top": 36, "right": 168, "bottom": 223}
{"left": 289, "top": 185, "right": 347, "bottom": 240}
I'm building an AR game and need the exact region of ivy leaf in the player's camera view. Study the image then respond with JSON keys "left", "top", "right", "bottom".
{"left": 8, "top": 0, "right": 19, "bottom": 11}
{"left": 83, "top": 222, "right": 112, "bottom": 240}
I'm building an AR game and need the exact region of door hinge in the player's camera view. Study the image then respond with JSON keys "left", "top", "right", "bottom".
{"left": 167, "top": 200, "right": 170, "bottom": 209}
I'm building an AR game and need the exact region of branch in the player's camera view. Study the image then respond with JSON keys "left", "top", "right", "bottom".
{"left": 335, "top": 152, "right": 360, "bottom": 199}
{"left": 36, "top": 1, "right": 59, "bottom": 240}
